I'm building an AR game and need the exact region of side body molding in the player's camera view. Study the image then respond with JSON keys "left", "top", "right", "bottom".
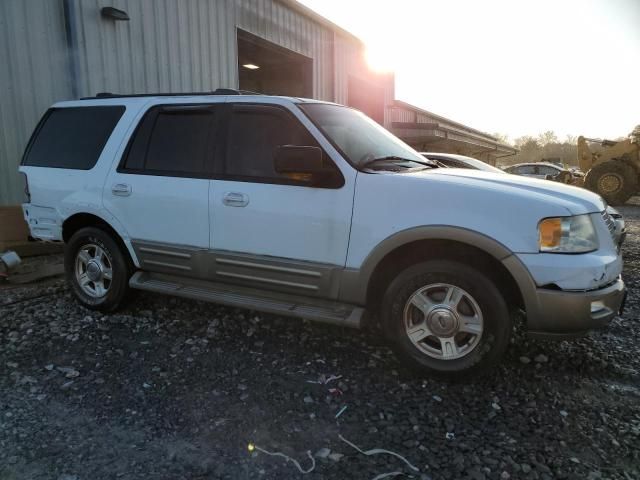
{"left": 339, "top": 225, "right": 539, "bottom": 315}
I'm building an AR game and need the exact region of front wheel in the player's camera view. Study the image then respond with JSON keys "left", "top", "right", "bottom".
{"left": 382, "top": 260, "right": 511, "bottom": 377}
{"left": 64, "top": 227, "right": 131, "bottom": 312}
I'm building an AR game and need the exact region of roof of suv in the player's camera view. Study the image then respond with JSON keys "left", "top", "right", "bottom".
{"left": 76, "top": 89, "right": 330, "bottom": 105}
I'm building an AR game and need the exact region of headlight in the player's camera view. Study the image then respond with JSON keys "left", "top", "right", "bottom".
{"left": 538, "top": 215, "right": 598, "bottom": 253}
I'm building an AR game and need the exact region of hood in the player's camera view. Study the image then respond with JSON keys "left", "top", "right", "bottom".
{"left": 416, "top": 168, "right": 605, "bottom": 215}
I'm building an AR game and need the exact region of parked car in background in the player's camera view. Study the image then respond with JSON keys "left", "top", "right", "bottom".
{"left": 19, "top": 91, "right": 626, "bottom": 377}
{"left": 421, "top": 152, "right": 506, "bottom": 174}
{"left": 504, "top": 162, "right": 576, "bottom": 184}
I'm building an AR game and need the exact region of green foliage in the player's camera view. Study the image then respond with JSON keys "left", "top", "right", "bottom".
{"left": 498, "top": 131, "right": 578, "bottom": 168}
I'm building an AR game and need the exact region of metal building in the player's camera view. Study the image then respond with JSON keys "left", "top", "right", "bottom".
{"left": 0, "top": 0, "right": 393, "bottom": 206}
{"left": 0, "top": 0, "right": 512, "bottom": 209}
{"left": 391, "top": 101, "right": 517, "bottom": 165}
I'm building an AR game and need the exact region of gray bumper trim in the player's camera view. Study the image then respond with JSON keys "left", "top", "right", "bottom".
{"left": 526, "top": 277, "right": 626, "bottom": 340}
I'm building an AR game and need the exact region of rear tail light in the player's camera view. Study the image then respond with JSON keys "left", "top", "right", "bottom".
{"left": 19, "top": 172, "right": 31, "bottom": 203}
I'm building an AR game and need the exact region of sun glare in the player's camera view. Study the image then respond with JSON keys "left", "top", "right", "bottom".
{"left": 365, "top": 43, "right": 397, "bottom": 73}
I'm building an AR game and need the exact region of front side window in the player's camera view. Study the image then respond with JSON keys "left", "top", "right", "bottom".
{"left": 224, "top": 104, "right": 341, "bottom": 186}
{"left": 122, "top": 106, "right": 217, "bottom": 176}
{"left": 23, "top": 106, "right": 125, "bottom": 169}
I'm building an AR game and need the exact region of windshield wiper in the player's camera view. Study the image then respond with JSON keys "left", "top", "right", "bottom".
{"left": 361, "top": 155, "right": 438, "bottom": 171}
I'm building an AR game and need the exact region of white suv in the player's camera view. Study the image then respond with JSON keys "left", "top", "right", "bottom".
{"left": 18, "top": 91, "right": 626, "bottom": 376}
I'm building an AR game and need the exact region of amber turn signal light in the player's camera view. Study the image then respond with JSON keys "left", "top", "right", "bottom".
{"left": 539, "top": 217, "right": 562, "bottom": 249}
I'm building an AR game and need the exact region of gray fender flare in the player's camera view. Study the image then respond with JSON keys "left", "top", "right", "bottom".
{"left": 339, "top": 225, "right": 539, "bottom": 317}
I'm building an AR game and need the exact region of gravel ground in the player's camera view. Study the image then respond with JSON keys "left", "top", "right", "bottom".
{"left": 1, "top": 200, "right": 639, "bottom": 480}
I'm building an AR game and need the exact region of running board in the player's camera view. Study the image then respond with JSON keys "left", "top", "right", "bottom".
{"left": 129, "top": 271, "right": 364, "bottom": 328}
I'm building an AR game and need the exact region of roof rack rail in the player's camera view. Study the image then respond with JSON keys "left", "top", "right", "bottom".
{"left": 80, "top": 88, "right": 264, "bottom": 100}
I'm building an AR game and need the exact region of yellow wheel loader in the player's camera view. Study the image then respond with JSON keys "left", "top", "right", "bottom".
{"left": 578, "top": 125, "right": 640, "bottom": 205}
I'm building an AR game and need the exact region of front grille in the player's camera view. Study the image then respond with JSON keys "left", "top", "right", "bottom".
{"left": 601, "top": 210, "right": 616, "bottom": 241}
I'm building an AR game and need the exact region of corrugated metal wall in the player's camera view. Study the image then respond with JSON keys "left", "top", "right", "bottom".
{"left": 0, "top": 0, "right": 72, "bottom": 205}
{"left": 235, "top": 0, "right": 335, "bottom": 101}
{"left": 0, "top": 0, "right": 393, "bottom": 206}
{"left": 71, "top": 0, "right": 237, "bottom": 96}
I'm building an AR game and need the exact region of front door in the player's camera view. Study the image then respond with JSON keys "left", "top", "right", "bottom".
{"left": 208, "top": 102, "right": 355, "bottom": 297}
{"left": 104, "top": 103, "right": 222, "bottom": 276}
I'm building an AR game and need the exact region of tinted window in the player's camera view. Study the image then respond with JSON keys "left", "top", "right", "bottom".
{"left": 538, "top": 166, "right": 559, "bottom": 176}
{"left": 123, "top": 106, "right": 216, "bottom": 176}
{"left": 225, "top": 105, "right": 339, "bottom": 184}
{"left": 23, "top": 106, "right": 124, "bottom": 169}
{"left": 517, "top": 165, "right": 536, "bottom": 174}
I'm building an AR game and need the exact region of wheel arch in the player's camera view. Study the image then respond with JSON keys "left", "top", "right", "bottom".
{"left": 62, "top": 212, "right": 140, "bottom": 267}
{"left": 340, "top": 226, "right": 536, "bottom": 315}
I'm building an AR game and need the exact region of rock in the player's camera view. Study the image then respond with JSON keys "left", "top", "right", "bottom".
{"left": 58, "top": 475, "right": 78, "bottom": 480}
{"left": 500, "top": 472, "right": 511, "bottom": 480}
{"left": 519, "top": 356, "right": 531, "bottom": 364}
{"left": 314, "top": 447, "right": 331, "bottom": 459}
{"left": 57, "top": 366, "right": 79, "bottom": 378}
{"left": 534, "top": 354, "right": 549, "bottom": 363}
{"left": 560, "top": 410, "right": 568, "bottom": 417}
{"left": 328, "top": 452, "right": 343, "bottom": 462}
{"left": 468, "top": 469, "right": 486, "bottom": 480}
{"left": 303, "top": 396, "right": 314, "bottom": 404}
{"left": 521, "top": 464, "right": 532, "bottom": 474}
{"left": 432, "top": 395, "right": 443, "bottom": 402}
{"left": 492, "top": 402, "right": 502, "bottom": 411}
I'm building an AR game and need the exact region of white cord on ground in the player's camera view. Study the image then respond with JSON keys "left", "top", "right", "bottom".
{"left": 338, "top": 434, "right": 419, "bottom": 472}
{"left": 371, "top": 472, "right": 404, "bottom": 480}
{"left": 251, "top": 445, "right": 316, "bottom": 474}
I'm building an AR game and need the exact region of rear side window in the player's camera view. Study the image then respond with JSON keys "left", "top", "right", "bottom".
{"left": 122, "top": 106, "right": 217, "bottom": 177}
{"left": 23, "top": 106, "right": 124, "bottom": 169}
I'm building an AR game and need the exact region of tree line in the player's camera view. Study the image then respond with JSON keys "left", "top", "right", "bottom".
{"left": 494, "top": 131, "right": 580, "bottom": 168}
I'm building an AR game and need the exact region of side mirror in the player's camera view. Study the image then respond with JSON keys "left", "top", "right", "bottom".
{"left": 274, "top": 145, "right": 323, "bottom": 175}
{"left": 545, "top": 174, "right": 554, "bottom": 180}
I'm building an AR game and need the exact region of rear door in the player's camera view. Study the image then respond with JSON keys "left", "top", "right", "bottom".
{"left": 104, "top": 103, "right": 222, "bottom": 277}
{"left": 208, "top": 102, "right": 355, "bottom": 297}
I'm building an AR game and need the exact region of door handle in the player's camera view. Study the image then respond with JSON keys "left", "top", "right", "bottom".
{"left": 222, "top": 192, "right": 249, "bottom": 207}
{"left": 112, "top": 183, "right": 132, "bottom": 196}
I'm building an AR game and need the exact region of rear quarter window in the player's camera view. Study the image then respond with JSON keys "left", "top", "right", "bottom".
{"left": 22, "top": 106, "right": 125, "bottom": 169}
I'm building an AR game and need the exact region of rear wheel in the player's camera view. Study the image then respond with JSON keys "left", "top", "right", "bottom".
{"left": 382, "top": 260, "right": 511, "bottom": 377}
{"left": 65, "top": 227, "right": 131, "bottom": 311}
{"left": 584, "top": 161, "right": 638, "bottom": 205}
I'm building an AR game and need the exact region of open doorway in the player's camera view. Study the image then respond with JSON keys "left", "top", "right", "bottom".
{"left": 237, "top": 29, "right": 313, "bottom": 97}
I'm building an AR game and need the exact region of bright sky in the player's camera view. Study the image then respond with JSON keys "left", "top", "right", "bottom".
{"left": 299, "top": 0, "right": 640, "bottom": 142}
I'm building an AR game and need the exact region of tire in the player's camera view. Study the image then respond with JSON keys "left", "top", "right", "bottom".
{"left": 584, "top": 161, "right": 638, "bottom": 206}
{"left": 64, "top": 227, "right": 131, "bottom": 312}
{"left": 381, "top": 260, "right": 511, "bottom": 377}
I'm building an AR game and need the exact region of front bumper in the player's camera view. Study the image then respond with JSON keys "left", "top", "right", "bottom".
{"left": 526, "top": 277, "right": 626, "bottom": 340}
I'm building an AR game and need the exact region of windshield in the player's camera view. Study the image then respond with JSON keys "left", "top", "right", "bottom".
{"left": 300, "top": 103, "right": 428, "bottom": 169}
